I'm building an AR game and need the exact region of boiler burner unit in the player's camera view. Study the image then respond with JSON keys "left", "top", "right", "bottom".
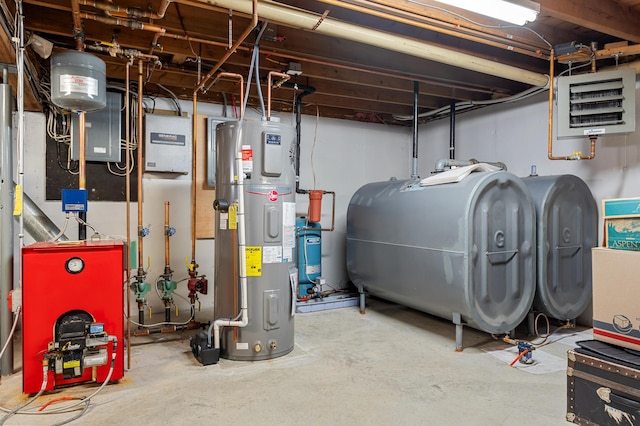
{"left": 22, "top": 241, "right": 125, "bottom": 393}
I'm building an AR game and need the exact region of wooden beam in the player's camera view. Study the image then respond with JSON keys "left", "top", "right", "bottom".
{"left": 538, "top": 0, "right": 640, "bottom": 43}
{"left": 0, "top": 19, "right": 41, "bottom": 111}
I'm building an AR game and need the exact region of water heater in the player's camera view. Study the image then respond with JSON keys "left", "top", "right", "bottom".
{"left": 22, "top": 241, "right": 125, "bottom": 393}
{"left": 214, "top": 119, "right": 296, "bottom": 361}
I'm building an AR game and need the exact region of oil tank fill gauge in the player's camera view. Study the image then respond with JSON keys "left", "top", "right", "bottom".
{"left": 65, "top": 257, "right": 84, "bottom": 274}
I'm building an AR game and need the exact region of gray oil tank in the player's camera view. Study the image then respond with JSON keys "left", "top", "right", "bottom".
{"left": 215, "top": 119, "right": 296, "bottom": 361}
{"left": 346, "top": 171, "right": 536, "bottom": 335}
{"left": 522, "top": 174, "right": 597, "bottom": 321}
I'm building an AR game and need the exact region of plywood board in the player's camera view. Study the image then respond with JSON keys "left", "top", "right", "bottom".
{"left": 195, "top": 114, "right": 215, "bottom": 239}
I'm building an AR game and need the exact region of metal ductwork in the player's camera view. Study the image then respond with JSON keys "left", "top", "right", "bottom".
{"left": 19, "top": 188, "right": 69, "bottom": 242}
{"left": 197, "top": 0, "right": 549, "bottom": 87}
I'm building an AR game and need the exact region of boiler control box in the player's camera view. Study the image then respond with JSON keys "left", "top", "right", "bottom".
{"left": 144, "top": 113, "right": 192, "bottom": 174}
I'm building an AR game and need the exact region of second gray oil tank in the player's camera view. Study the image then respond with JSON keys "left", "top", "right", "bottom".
{"left": 346, "top": 171, "right": 536, "bottom": 335}
{"left": 522, "top": 174, "right": 597, "bottom": 321}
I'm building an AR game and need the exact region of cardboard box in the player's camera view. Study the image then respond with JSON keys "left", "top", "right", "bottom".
{"left": 606, "top": 218, "right": 640, "bottom": 250}
{"left": 602, "top": 197, "right": 640, "bottom": 218}
{"left": 602, "top": 197, "right": 640, "bottom": 251}
{"left": 592, "top": 247, "right": 640, "bottom": 351}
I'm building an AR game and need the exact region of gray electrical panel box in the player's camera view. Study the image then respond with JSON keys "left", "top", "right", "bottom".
{"left": 71, "top": 91, "right": 122, "bottom": 162}
{"left": 206, "top": 116, "right": 236, "bottom": 187}
{"left": 144, "top": 113, "right": 191, "bottom": 174}
{"left": 557, "top": 69, "right": 636, "bottom": 138}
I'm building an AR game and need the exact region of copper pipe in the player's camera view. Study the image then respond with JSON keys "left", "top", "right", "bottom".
{"left": 548, "top": 49, "right": 597, "bottom": 161}
{"left": 137, "top": 59, "right": 144, "bottom": 272}
{"left": 191, "top": 91, "right": 197, "bottom": 264}
{"left": 158, "top": 31, "right": 495, "bottom": 96}
{"left": 58, "top": 0, "right": 500, "bottom": 98}
{"left": 165, "top": 201, "right": 170, "bottom": 268}
{"left": 70, "top": 0, "right": 84, "bottom": 51}
{"left": 78, "top": 0, "right": 172, "bottom": 19}
{"left": 208, "top": 72, "right": 244, "bottom": 118}
{"left": 78, "top": 111, "right": 86, "bottom": 189}
{"left": 193, "top": 0, "right": 257, "bottom": 93}
{"left": 125, "top": 59, "right": 131, "bottom": 370}
{"left": 581, "top": 137, "right": 597, "bottom": 160}
{"left": 189, "top": 0, "right": 255, "bottom": 264}
{"left": 267, "top": 71, "right": 291, "bottom": 121}
{"left": 547, "top": 49, "right": 562, "bottom": 160}
{"left": 316, "top": 0, "right": 548, "bottom": 59}
{"left": 86, "top": 44, "right": 160, "bottom": 61}
{"left": 78, "top": 11, "right": 166, "bottom": 32}
{"left": 149, "top": 32, "right": 163, "bottom": 56}
{"left": 156, "top": 0, "right": 173, "bottom": 19}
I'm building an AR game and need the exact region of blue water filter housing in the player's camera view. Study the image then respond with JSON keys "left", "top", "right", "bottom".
{"left": 296, "top": 217, "right": 322, "bottom": 297}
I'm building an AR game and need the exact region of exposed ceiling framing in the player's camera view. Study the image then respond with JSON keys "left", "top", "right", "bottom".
{"left": 1, "top": 0, "right": 639, "bottom": 125}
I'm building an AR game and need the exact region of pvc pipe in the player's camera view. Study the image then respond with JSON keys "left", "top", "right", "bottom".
{"left": 200, "top": 0, "right": 549, "bottom": 87}
{"left": 211, "top": 125, "right": 248, "bottom": 348}
{"left": 0, "top": 74, "right": 12, "bottom": 376}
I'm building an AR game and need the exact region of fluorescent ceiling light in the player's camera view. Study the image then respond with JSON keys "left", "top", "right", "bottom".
{"left": 433, "top": 0, "right": 540, "bottom": 25}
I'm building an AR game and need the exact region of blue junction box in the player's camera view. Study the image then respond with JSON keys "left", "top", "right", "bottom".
{"left": 61, "top": 188, "right": 88, "bottom": 212}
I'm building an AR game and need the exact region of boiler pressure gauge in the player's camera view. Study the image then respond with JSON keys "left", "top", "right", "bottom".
{"left": 65, "top": 257, "right": 84, "bottom": 274}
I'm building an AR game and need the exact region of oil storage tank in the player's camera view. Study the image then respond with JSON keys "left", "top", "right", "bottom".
{"left": 346, "top": 170, "right": 536, "bottom": 342}
{"left": 522, "top": 174, "right": 597, "bottom": 322}
{"left": 214, "top": 119, "right": 296, "bottom": 361}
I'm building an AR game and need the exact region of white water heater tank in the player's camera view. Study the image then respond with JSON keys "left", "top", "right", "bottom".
{"left": 50, "top": 50, "right": 106, "bottom": 112}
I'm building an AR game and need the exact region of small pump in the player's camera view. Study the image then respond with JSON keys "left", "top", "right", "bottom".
{"left": 157, "top": 202, "right": 178, "bottom": 322}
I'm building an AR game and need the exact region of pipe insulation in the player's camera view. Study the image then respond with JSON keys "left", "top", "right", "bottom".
{"left": 196, "top": 0, "right": 549, "bottom": 87}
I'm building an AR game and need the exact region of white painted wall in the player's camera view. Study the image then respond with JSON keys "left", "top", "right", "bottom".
{"left": 418, "top": 79, "right": 640, "bottom": 228}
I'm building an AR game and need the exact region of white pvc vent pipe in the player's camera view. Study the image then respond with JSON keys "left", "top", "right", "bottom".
{"left": 196, "top": 0, "right": 549, "bottom": 87}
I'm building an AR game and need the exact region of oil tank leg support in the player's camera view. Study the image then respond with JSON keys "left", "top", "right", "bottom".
{"left": 358, "top": 285, "right": 366, "bottom": 314}
{"left": 453, "top": 312, "right": 465, "bottom": 352}
{"left": 527, "top": 310, "right": 535, "bottom": 336}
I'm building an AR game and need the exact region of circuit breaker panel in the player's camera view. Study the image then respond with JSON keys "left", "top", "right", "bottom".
{"left": 71, "top": 91, "right": 122, "bottom": 162}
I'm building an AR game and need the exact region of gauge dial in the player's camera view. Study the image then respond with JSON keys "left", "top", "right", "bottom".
{"left": 65, "top": 257, "right": 84, "bottom": 274}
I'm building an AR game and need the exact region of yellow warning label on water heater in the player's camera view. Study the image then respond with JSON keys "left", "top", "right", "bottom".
{"left": 245, "top": 246, "right": 262, "bottom": 277}
{"left": 229, "top": 205, "right": 237, "bottom": 230}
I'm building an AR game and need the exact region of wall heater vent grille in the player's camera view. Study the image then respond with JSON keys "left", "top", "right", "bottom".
{"left": 557, "top": 69, "right": 636, "bottom": 138}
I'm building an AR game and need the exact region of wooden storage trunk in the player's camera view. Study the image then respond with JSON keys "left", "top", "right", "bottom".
{"left": 567, "top": 340, "right": 640, "bottom": 425}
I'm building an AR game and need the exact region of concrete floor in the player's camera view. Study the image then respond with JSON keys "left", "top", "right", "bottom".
{"left": 0, "top": 297, "right": 586, "bottom": 425}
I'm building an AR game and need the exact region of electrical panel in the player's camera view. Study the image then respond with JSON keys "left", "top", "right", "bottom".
{"left": 206, "top": 116, "right": 236, "bottom": 187}
{"left": 557, "top": 69, "right": 636, "bottom": 138}
{"left": 144, "top": 113, "right": 191, "bottom": 174}
{"left": 71, "top": 91, "right": 122, "bottom": 162}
